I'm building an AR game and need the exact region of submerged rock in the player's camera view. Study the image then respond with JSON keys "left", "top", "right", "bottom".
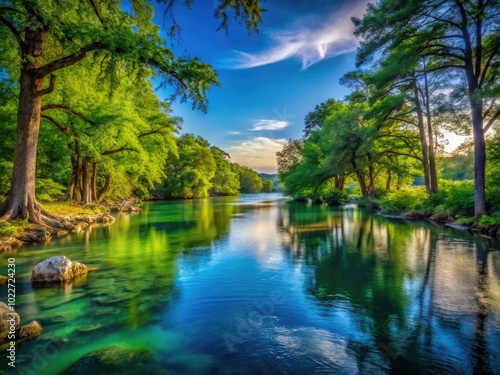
{"left": 0, "top": 302, "right": 20, "bottom": 341}
{"left": 31, "top": 256, "right": 89, "bottom": 284}
{"left": 0, "top": 275, "right": 8, "bottom": 286}
{"left": 65, "top": 346, "right": 166, "bottom": 375}
{"left": 17, "top": 320, "right": 43, "bottom": 340}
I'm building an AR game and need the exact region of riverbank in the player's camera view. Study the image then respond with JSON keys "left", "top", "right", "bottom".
{"left": 0, "top": 199, "right": 141, "bottom": 252}
{"left": 355, "top": 200, "right": 500, "bottom": 239}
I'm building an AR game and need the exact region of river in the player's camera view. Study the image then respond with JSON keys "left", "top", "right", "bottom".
{"left": 1, "top": 194, "right": 500, "bottom": 374}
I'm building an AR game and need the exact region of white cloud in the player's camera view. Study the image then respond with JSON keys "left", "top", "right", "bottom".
{"left": 228, "top": 137, "right": 287, "bottom": 173}
{"left": 222, "top": 1, "right": 369, "bottom": 70}
{"left": 228, "top": 131, "right": 241, "bottom": 135}
{"left": 251, "top": 119, "right": 289, "bottom": 131}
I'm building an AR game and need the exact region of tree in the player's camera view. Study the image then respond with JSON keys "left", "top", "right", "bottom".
{"left": 0, "top": 0, "right": 263, "bottom": 225}
{"left": 354, "top": 0, "right": 500, "bottom": 216}
{"left": 234, "top": 165, "right": 263, "bottom": 194}
{"left": 303, "top": 99, "right": 344, "bottom": 137}
{"left": 210, "top": 146, "right": 240, "bottom": 196}
{"left": 262, "top": 180, "right": 273, "bottom": 193}
{"left": 164, "top": 134, "right": 216, "bottom": 198}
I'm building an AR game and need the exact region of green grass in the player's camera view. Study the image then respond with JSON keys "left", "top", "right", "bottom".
{"left": 43, "top": 203, "right": 106, "bottom": 216}
{"left": 0, "top": 219, "right": 32, "bottom": 238}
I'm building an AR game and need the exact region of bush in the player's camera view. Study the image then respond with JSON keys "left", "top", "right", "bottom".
{"left": 443, "top": 181, "right": 475, "bottom": 217}
{"left": 321, "top": 187, "right": 348, "bottom": 206}
{"left": 479, "top": 212, "right": 500, "bottom": 228}
{"left": 36, "top": 178, "right": 66, "bottom": 202}
{"left": 0, "top": 220, "right": 30, "bottom": 238}
{"left": 380, "top": 187, "right": 428, "bottom": 214}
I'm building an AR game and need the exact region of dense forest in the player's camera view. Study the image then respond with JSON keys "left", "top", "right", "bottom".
{"left": 277, "top": 0, "right": 500, "bottom": 223}
{"left": 0, "top": 0, "right": 267, "bottom": 228}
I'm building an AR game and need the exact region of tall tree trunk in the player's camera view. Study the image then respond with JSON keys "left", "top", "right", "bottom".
{"left": 367, "top": 154, "right": 376, "bottom": 197}
{"left": 386, "top": 169, "right": 392, "bottom": 191}
{"left": 0, "top": 66, "right": 44, "bottom": 221}
{"left": 423, "top": 70, "right": 438, "bottom": 193}
{"left": 81, "top": 158, "right": 92, "bottom": 205}
{"left": 352, "top": 160, "right": 368, "bottom": 198}
{"left": 413, "top": 79, "right": 432, "bottom": 194}
{"left": 64, "top": 141, "right": 81, "bottom": 202}
{"left": 471, "top": 102, "right": 487, "bottom": 217}
{"left": 97, "top": 176, "right": 111, "bottom": 202}
{"left": 91, "top": 162, "right": 98, "bottom": 203}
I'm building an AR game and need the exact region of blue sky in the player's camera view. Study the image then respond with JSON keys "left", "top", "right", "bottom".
{"left": 153, "top": 0, "right": 371, "bottom": 173}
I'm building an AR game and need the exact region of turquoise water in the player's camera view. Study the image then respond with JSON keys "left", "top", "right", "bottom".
{"left": 1, "top": 194, "right": 500, "bottom": 374}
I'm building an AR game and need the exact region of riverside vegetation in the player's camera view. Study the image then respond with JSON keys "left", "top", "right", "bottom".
{"left": 277, "top": 0, "right": 500, "bottom": 233}
{"left": 0, "top": 0, "right": 274, "bottom": 246}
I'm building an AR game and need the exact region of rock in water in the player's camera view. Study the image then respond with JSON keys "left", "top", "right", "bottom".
{"left": 31, "top": 256, "right": 89, "bottom": 284}
{"left": 65, "top": 346, "right": 166, "bottom": 375}
{"left": 0, "top": 275, "right": 8, "bottom": 286}
{"left": 17, "top": 321, "right": 43, "bottom": 340}
{"left": 0, "top": 302, "right": 20, "bottom": 341}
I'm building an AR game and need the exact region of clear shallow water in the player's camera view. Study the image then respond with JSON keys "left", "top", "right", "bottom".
{"left": 1, "top": 194, "right": 500, "bottom": 374}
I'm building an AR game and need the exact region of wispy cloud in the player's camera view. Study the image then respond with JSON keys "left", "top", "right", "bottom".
{"left": 251, "top": 119, "right": 289, "bottom": 131}
{"left": 222, "top": 1, "right": 369, "bottom": 70}
{"left": 228, "top": 137, "right": 287, "bottom": 173}
{"left": 228, "top": 131, "right": 241, "bottom": 135}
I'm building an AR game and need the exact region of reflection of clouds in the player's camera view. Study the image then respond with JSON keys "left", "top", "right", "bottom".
{"left": 228, "top": 203, "right": 285, "bottom": 269}
{"left": 432, "top": 242, "right": 477, "bottom": 314}
{"left": 272, "top": 327, "right": 358, "bottom": 373}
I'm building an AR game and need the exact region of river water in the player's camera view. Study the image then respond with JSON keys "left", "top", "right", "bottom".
{"left": 1, "top": 194, "right": 500, "bottom": 374}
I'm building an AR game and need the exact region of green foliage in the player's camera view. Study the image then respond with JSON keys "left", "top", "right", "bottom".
{"left": 235, "top": 165, "right": 263, "bottom": 194}
{"left": 262, "top": 180, "right": 273, "bottom": 193}
{"left": 321, "top": 187, "right": 348, "bottom": 206}
{"left": 380, "top": 187, "right": 428, "bottom": 214}
{"left": 479, "top": 212, "right": 500, "bottom": 228}
{"left": 0, "top": 220, "right": 30, "bottom": 238}
{"left": 210, "top": 146, "right": 240, "bottom": 196}
{"left": 35, "top": 178, "right": 67, "bottom": 202}
{"left": 164, "top": 134, "right": 216, "bottom": 198}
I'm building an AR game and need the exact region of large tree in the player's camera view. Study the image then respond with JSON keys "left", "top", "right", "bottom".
{"left": 354, "top": 0, "right": 500, "bottom": 216}
{"left": 0, "top": 0, "right": 263, "bottom": 225}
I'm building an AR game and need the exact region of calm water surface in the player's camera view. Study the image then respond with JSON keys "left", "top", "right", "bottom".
{"left": 1, "top": 194, "right": 500, "bottom": 374}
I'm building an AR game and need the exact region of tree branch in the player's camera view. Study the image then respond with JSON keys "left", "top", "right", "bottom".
{"left": 101, "top": 147, "right": 139, "bottom": 156}
{"left": 0, "top": 15, "right": 23, "bottom": 48}
{"left": 41, "top": 103, "right": 96, "bottom": 125}
{"left": 484, "top": 108, "right": 500, "bottom": 133}
{"left": 41, "top": 114, "right": 70, "bottom": 133}
{"left": 37, "top": 74, "right": 56, "bottom": 96}
{"left": 138, "top": 125, "right": 171, "bottom": 138}
{"left": 37, "top": 42, "right": 108, "bottom": 78}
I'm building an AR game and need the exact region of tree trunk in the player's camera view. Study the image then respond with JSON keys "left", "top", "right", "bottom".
{"left": 471, "top": 102, "right": 487, "bottom": 217}
{"left": 352, "top": 160, "right": 369, "bottom": 198}
{"left": 0, "top": 66, "right": 45, "bottom": 222}
{"left": 81, "top": 158, "right": 92, "bottom": 205}
{"left": 423, "top": 70, "right": 438, "bottom": 193}
{"left": 413, "top": 79, "right": 432, "bottom": 194}
{"left": 367, "top": 155, "right": 376, "bottom": 197}
{"left": 386, "top": 169, "right": 392, "bottom": 191}
{"left": 91, "top": 162, "right": 98, "bottom": 203}
{"left": 64, "top": 142, "right": 81, "bottom": 202}
{"left": 97, "top": 176, "right": 111, "bottom": 202}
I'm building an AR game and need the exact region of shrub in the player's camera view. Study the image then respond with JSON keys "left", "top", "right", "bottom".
{"left": 321, "top": 187, "right": 348, "bottom": 206}
{"left": 380, "top": 187, "right": 428, "bottom": 214}
{"left": 0, "top": 220, "right": 30, "bottom": 238}
{"left": 479, "top": 212, "right": 500, "bottom": 228}
{"left": 443, "top": 181, "right": 475, "bottom": 217}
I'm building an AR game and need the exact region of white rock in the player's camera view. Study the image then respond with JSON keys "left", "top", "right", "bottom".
{"left": 31, "top": 256, "right": 89, "bottom": 284}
